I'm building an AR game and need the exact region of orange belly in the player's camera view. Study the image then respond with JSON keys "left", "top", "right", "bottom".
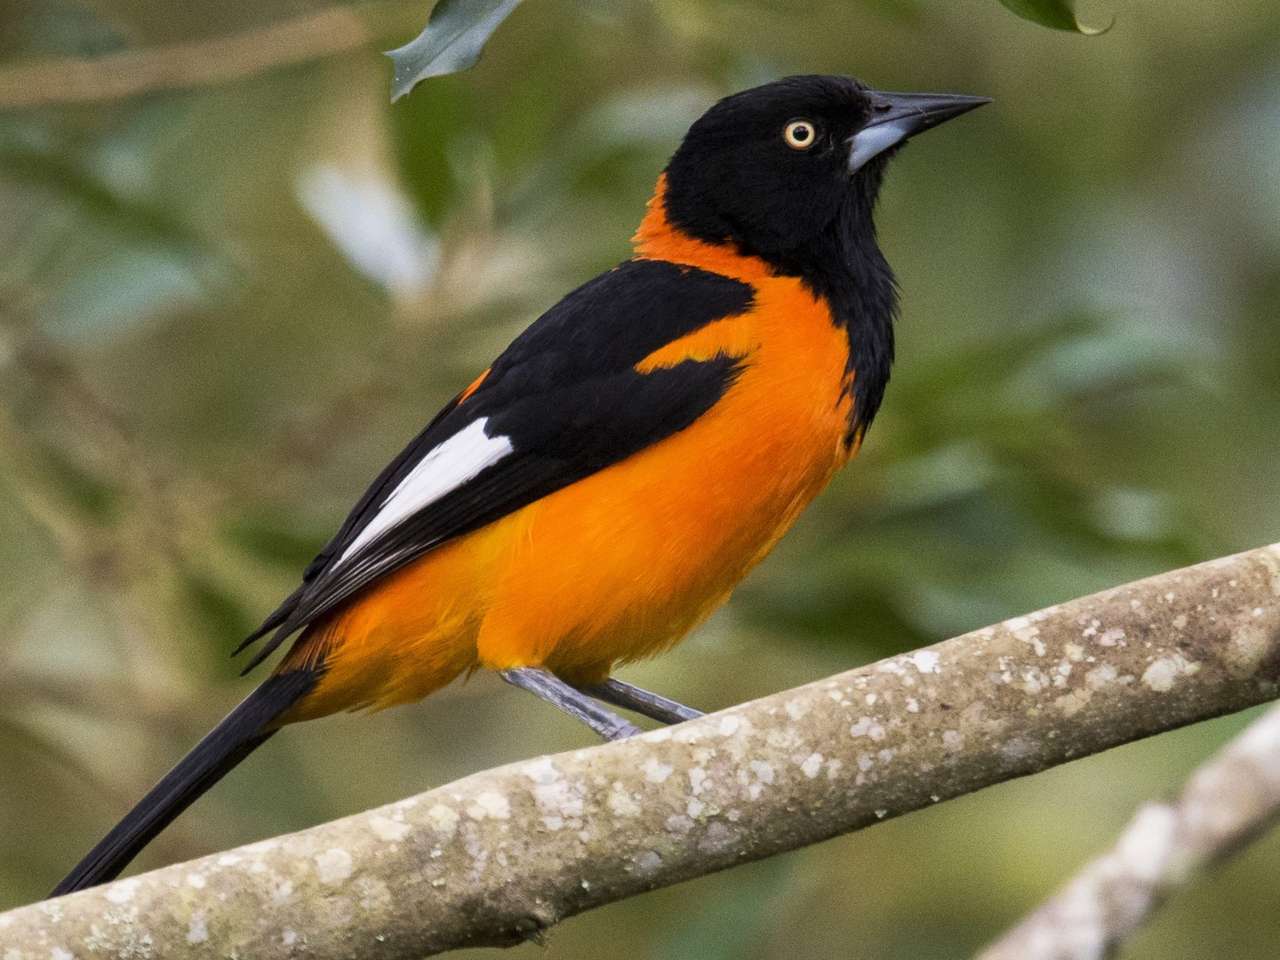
{"left": 285, "top": 260, "right": 855, "bottom": 721}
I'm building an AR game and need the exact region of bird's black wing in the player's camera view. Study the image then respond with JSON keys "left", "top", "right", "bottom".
{"left": 237, "top": 258, "right": 754, "bottom": 670}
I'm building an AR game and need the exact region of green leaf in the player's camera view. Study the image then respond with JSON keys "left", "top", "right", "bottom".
{"left": 223, "top": 514, "right": 326, "bottom": 571}
{"left": 181, "top": 571, "right": 258, "bottom": 676}
{"left": 29, "top": 440, "right": 121, "bottom": 522}
{"left": 998, "top": 0, "right": 1111, "bottom": 34}
{"left": 386, "top": 0, "right": 522, "bottom": 103}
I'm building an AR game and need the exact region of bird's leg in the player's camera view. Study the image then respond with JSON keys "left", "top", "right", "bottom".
{"left": 500, "top": 667, "right": 642, "bottom": 741}
{"left": 581, "top": 677, "right": 704, "bottom": 725}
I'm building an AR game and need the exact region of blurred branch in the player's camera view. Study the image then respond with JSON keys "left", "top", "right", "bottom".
{"left": 0, "top": 8, "right": 372, "bottom": 109}
{"left": 979, "top": 699, "right": 1280, "bottom": 960}
{"left": 2, "top": 544, "right": 1279, "bottom": 957}
{"left": 2, "top": 339, "right": 187, "bottom": 574}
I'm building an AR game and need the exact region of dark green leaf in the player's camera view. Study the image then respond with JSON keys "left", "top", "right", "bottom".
{"left": 181, "top": 571, "right": 257, "bottom": 677}
{"left": 31, "top": 440, "right": 121, "bottom": 522}
{"left": 223, "top": 514, "right": 326, "bottom": 571}
{"left": 386, "top": 0, "right": 522, "bottom": 102}
{"left": 0, "top": 0, "right": 125, "bottom": 60}
{"left": 0, "top": 148, "right": 209, "bottom": 257}
{"left": 998, "top": 0, "right": 1111, "bottom": 33}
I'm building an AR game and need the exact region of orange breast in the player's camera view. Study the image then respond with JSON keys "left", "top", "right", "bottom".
{"left": 474, "top": 270, "right": 852, "bottom": 681}
{"left": 285, "top": 182, "right": 856, "bottom": 719}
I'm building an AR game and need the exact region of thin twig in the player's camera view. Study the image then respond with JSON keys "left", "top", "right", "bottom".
{"left": 978, "top": 699, "right": 1280, "bottom": 960}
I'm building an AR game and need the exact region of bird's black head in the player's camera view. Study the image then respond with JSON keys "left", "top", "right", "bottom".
{"left": 662, "top": 75, "right": 988, "bottom": 276}
{"left": 659, "top": 74, "right": 987, "bottom": 442}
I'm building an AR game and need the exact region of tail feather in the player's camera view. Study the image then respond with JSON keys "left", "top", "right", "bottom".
{"left": 51, "top": 669, "right": 317, "bottom": 897}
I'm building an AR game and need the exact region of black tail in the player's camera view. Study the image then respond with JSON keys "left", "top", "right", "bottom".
{"left": 51, "top": 669, "right": 317, "bottom": 897}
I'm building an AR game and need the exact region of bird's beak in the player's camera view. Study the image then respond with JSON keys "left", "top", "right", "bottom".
{"left": 848, "top": 90, "right": 991, "bottom": 173}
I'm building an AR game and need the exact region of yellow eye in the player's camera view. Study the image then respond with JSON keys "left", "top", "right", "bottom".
{"left": 783, "top": 119, "right": 817, "bottom": 150}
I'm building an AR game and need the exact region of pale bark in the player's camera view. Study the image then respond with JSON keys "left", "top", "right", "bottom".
{"left": 2, "top": 544, "right": 1278, "bottom": 958}
{"left": 979, "top": 698, "right": 1280, "bottom": 960}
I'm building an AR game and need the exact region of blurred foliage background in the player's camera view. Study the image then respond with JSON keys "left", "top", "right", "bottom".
{"left": 2, "top": 0, "right": 1279, "bottom": 956}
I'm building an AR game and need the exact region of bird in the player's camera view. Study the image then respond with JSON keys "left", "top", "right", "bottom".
{"left": 51, "top": 74, "right": 987, "bottom": 896}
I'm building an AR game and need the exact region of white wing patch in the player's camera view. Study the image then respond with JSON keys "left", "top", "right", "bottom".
{"left": 336, "top": 418, "right": 514, "bottom": 566}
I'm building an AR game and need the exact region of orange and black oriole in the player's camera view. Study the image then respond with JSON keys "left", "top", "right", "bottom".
{"left": 52, "top": 75, "right": 986, "bottom": 895}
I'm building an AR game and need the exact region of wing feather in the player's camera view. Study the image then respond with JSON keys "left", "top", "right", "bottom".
{"left": 238, "top": 258, "right": 754, "bottom": 670}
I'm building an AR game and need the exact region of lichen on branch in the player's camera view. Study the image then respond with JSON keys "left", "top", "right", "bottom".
{"left": 2, "top": 545, "right": 1278, "bottom": 958}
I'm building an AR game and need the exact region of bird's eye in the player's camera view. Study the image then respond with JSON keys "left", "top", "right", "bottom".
{"left": 783, "top": 119, "right": 817, "bottom": 151}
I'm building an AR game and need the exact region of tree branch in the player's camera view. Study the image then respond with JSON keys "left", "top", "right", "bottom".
{"left": 2, "top": 544, "right": 1279, "bottom": 957}
{"left": 978, "top": 699, "right": 1280, "bottom": 960}
{"left": 0, "top": 8, "right": 372, "bottom": 110}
